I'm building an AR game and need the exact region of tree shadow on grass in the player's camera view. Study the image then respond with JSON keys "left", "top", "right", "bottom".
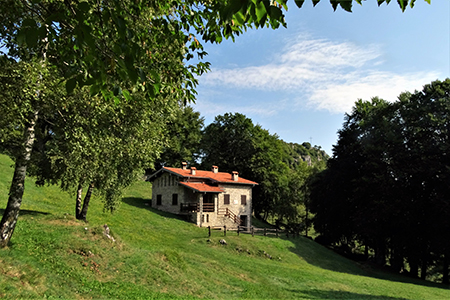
{"left": 286, "top": 236, "right": 450, "bottom": 291}
{"left": 292, "top": 289, "right": 408, "bottom": 300}
{"left": 121, "top": 197, "right": 190, "bottom": 222}
{"left": 0, "top": 208, "right": 49, "bottom": 216}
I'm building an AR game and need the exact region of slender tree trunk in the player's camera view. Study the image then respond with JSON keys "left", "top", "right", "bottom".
{"left": 443, "top": 255, "right": 449, "bottom": 285}
{"left": 0, "top": 110, "right": 39, "bottom": 247}
{"left": 409, "top": 258, "right": 419, "bottom": 278}
{"left": 78, "top": 182, "right": 94, "bottom": 221}
{"left": 375, "top": 239, "right": 386, "bottom": 266}
{"left": 75, "top": 183, "right": 83, "bottom": 219}
{"left": 420, "top": 253, "right": 428, "bottom": 280}
{"left": 305, "top": 202, "right": 309, "bottom": 238}
{"left": 390, "top": 243, "right": 404, "bottom": 273}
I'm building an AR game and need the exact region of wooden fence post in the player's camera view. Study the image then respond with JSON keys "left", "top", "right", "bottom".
{"left": 224, "top": 225, "right": 226, "bottom": 237}
{"left": 276, "top": 228, "right": 278, "bottom": 238}
{"left": 208, "top": 226, "right": 211, "bottom": 237}
{"left": 237, "top": 226, "right": 240, "bottom": 236}
{"left": 251, "top": 226, "right": 254, "bottom": 237}
{"left": 264, "top": 228, "right": 267, "bottom": 236}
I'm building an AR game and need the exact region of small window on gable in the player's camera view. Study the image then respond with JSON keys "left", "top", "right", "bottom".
{"left": 241, "top": 195, "right": 247, "bottom": 205}
{"left": 224, "top": 194, "right": 230, "bottom": 205}
{"left": 156, "top": 194, "right": 162, "bottom": 205}
{"left": 172, "top": 194, "right": 178, "bottom": 205}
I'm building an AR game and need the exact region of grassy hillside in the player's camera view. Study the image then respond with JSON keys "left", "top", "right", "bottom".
{"left": 0, "top": 154, "right": 449, "bottom": 299}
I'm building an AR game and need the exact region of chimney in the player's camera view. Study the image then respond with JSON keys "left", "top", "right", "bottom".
{"left": 212, "top": 165, "right": 218, "bottom": 174}
{"left": 181, "top": 162, "right": 187, "bottom": 170}
{"left": 191, "top": 167, "right": 197, "bottom": 176}
{"left": 232, "top": 171, "right": 239, "bottom": 181}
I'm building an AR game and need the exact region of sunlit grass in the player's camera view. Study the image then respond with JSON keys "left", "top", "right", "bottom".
{"left": 1, "top": 153, "right": 449, "bottom": 299}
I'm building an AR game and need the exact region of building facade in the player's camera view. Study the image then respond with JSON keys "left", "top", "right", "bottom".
{"left": 148, "top": 163, "right": 257, "bottom": 228}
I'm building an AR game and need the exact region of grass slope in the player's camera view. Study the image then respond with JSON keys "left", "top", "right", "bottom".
{"left": 0, "top": 154, "right": 449, "bottom": 299}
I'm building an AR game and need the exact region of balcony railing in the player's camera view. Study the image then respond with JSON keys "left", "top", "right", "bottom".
{"left": 180, "top": 202, "right": 215, "bottom": 212}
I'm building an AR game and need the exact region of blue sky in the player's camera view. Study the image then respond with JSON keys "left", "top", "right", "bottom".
{"left": 192, "top": 0, "right": 450, "bottom": 155}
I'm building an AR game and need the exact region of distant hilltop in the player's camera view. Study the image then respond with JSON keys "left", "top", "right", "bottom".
{"left": 283, "top": 141, "right": 329, "bottom": 168}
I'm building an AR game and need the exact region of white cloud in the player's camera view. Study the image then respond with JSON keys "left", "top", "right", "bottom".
{"left": 307, "top": 71, "right": 440, "bottom": 113}
{"left": 199, "top": 35, "right": 442, "bottom": 114}
{"left": 194, "top": 98, "right": 285, "bottom": 119}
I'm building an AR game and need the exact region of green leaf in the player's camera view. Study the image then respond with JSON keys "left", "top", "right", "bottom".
{"left": 25, "top": 27, "right": 39, "bottom": 48}
{"left": 268, "top": 6, "right": 283, "bottom": 22}
{"left": 77, "top": 1, "right": 90, "bottom": 13}
{"left": 122, "top": 89, "right": 131, "bottom": 101}
{"left": 330, "top": 0, "right": 339, "bottom": 11}
{"left": 16, "top": 29, "right": 27, "bottom": 47}
{"left": 397, "top": 0, "right": 407, "bottom": 11}
{"left": 22, "top": 18, "right": 36, "bottom": 28}
{"left": 339, "top": 0, "right": 353, "bottom": 12}
{"left": 37, "top": 26, "right": 47, "bottom": 41}
{"left": 294, "top": 0, "right": 305, "bottom": 8}
{"left": 255, "top": 0, "right": 267, "bottom": 22}
{"left": 66, "top": 78, "right": 77, "bottom": 94}
{"left": 233, "top": 11, "right": 246, "bottom": 26}
{"left": 90, "top": 84, "right": 101, "bottom": 96}
{"left": 229, "top": 0, "right": 246, "bottom": 14}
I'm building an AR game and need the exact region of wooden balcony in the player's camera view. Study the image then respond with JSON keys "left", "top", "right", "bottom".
{"left": 180, "top": 203, "right": 215, "bottom": 212}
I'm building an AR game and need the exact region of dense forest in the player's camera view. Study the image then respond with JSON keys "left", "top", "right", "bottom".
{"left": 309, "top": 79, "right": 450, "bottom": 283}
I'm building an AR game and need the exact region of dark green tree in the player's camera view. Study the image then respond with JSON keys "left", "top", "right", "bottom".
{"left": 200, "top": 112, "right": 313, "bottom": 224}
{"left": 309, "top": 79, "right": 450, "bottom": 282}
{"left": 153, "top": 106, "right": 204, "bottom": 171}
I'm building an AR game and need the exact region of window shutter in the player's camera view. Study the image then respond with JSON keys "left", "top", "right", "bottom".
{"left": 241, "top": 195, "right": 247, "bottom": 205}
{"left": 224, "top": 194, "right": 230, "bottom": 205}
{"left": 172, "top": 194, "right": 178, "bottom": 205}
{"left": 157, "top": 195, "right": 162, "bottom": 205}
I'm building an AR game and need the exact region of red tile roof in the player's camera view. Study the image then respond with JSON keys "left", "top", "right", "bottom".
{"left": 163, "top": 167, "right": 258, "bottom": 185}
{"left": 178, "top": 182, "right": 224, "bottom": 193}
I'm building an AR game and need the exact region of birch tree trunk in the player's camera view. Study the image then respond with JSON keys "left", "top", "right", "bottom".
{"left": 75, "top": 183, "right": 83, "bottom": 219}
{"left": 78, "top": 182, "right": 94, "bottom": 221}
{"left": 0, "top": 109, "right": 39, "bottom": 247}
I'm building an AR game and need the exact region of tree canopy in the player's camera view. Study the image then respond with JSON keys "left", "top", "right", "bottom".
{"left": 1, "top": 0, "right": 429, "bottom": 100}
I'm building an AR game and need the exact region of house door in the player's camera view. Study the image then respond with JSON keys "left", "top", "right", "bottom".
{"left": 203, "top": 194, "right": 214, "bottom": 212}
{"left": 240, "top": 215, "right": 248, "bottom": 228}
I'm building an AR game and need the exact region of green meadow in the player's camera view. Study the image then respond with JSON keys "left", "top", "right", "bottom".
{"left": 0, "top": 154, "right": 449, "bottom": 299}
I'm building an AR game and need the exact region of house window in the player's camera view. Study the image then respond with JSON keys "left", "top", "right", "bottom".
{"left": 172, "top": 194, "right": 178, "bottom": 205}
{"left": 224, "top": 194, "right": 230, "bottom": 205}
{"left": 156, "top": 194, "right": 162, "bottom": 205}
{"left": 206, "top": 214, "right": 209, "bottom": 223}
{"left": 241, "top": 195, "right": 247, "bottom": 205}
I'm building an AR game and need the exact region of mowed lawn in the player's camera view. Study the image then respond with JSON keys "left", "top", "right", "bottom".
{"left": 0, "top": 154, "right": 449, "bottom": 299}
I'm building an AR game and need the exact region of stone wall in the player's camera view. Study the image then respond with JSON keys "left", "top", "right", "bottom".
{"left": 151, "top": 172, "right": 187, "bottom": 214}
